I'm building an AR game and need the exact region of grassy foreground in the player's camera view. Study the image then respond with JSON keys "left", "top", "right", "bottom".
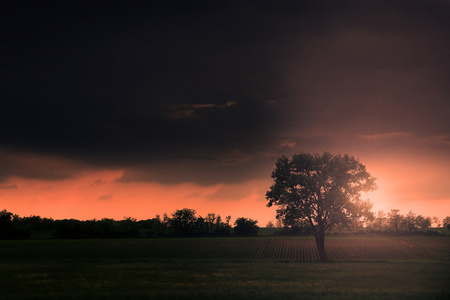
{"left": 1, "top": 236, "right": 449, "bottom": 299}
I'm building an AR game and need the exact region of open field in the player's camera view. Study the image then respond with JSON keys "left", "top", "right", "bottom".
{"left": 2, "top": 235, "right": 449, "bottom": 262}
{"left": 1, "top": 236, "right": 449, "bottom": 299}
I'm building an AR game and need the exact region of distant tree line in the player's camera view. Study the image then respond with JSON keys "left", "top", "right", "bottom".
{"left": 271, "top": 209, "right": 449, "bottom": 236}
{"left": 365, "top": 209, "right": 444, "bottom": 234}
{"left": 0, "top": 208, "right": 259, "bottom": 239}
{"left": 1, "top": 208, "right": 448, "bottom": 240}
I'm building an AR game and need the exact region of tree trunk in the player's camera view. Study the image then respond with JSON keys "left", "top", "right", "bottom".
{"left": 314, "top": 231, "right": 328, "bottom": 261}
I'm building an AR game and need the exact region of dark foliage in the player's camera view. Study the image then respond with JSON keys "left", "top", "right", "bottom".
{"left": 53, "top": 218, "right": 140, "bottom": 239}
{"left": 168, "top": 209, "right": 232, "bottom": 237}
{"left": 443, "top": 217, "right": 450, "bottom": 230}
{"left": 266, "top": 152, "right": 376, "bottom": 261}
{"left": 234, "top": 217, "right": 259, "bottom": 236}
{"left": 0, "top": 209, "right": 233, "bottom": 239}
{"left": 0, "top": 210, "right": 30, "bottom": 239}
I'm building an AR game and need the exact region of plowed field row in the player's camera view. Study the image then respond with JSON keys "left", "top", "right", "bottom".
{"left": 143, "top": 236, "right": 450, "bottom": 262}
{"left": 1, "top": 236, "right": 449, "bottom": 262}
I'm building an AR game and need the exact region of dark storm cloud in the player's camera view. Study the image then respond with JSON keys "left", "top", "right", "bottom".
{"left": 0, "top": 148, "right": 87, "bottom": 183}
{"left": 2, "top": 0, "right": 450, "bottom": 184}
{"left": 1, "top": 1, "right": 289, "bottom": 183}
{"left": 117, "top": 152, "right": 276, "bottom": 186}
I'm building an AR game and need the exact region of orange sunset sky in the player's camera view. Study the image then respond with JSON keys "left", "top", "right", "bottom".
{"left": 1, "top": 1, "right": 450, "bottom": 225}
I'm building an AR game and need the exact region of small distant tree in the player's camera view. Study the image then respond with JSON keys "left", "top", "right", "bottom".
{"left": 213, "top": 215, "right": 232, "bottom": 236}
{"left": 351, "top": 199, "right": 375, "bottom": 232}
{"left": 443, "top": 217, "right": 450, "bottom": 230}
{"left": 266, "top": 221, "right": 274, "bottom": 228}
{"left": 205, "top": 213, "right": 217, "bottom": 234}
{"left": 0, "top": 210, "right": 15, "bottom": 239}
{"left": 403, "top": 211, "right": 417, "bottom": 233}
{"left": 432, "top": 217, "right": 440, "bottom": 228}
{"left": 153, "top": 214, "right": 170, "bottom": 236}
{"left": 170, "top": 208, "right": 197, "bottom": 236}
{"left": 234, "top": 217, "right": 259, "bottom": 236}
{"left": 195, "top": 216, "right": 207, "bottom": 236}
{"left": 163, "top": 213, "right": 171, "bottom": 231}
{"left": 388, "top": 209, "right": 403, "bottom": 234}
{"left": 375, "top": 210, "right": 386, "bottom": 230}
{"left": 388, "top": 209, "right": 405, "bottom": 234}
{"left": 415, "top": 215, "right": 431, "bottom": 230}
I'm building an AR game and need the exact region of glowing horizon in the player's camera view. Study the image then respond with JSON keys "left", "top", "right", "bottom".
{"left": 1, "top": 155, "right": 448, "bottom": 226}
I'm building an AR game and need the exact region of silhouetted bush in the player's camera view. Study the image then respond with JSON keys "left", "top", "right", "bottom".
{"left": 234, "top": 217, "right": 259, "bottom": 236}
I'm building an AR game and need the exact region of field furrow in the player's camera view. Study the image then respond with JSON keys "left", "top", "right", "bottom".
{"left": 1, "top": 236, "right": 448, "bottom": 263}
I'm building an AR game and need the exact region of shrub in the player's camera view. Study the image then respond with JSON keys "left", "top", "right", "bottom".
{"left": 234, "top": 217, "right": 259, "bottom": 236}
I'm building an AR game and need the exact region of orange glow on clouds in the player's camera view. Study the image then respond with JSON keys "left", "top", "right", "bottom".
{"left": 0, "top": 153, "right": 448, "bottom": 225}
{"left": 0, "top": 170, "right": 277, "bottom": 225}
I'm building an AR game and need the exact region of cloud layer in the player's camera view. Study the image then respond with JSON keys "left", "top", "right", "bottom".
{"left": 1, "top": 0, "right": 449, "bottom": 187}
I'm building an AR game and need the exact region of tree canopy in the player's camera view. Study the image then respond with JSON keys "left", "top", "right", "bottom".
{"left": 234, "top": 217, "right": 259, "bottom": 236}
{"left": 266, "top": 152, "right": 376, "bottom": 260}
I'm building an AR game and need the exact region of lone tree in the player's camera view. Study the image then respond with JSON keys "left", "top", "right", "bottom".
{"left": 266, "top": 152, "right": 376, "bottom": 261}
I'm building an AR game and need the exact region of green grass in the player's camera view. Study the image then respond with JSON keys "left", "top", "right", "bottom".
{"left": 1, "top": 236, "right": 449, "bottom": 299}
